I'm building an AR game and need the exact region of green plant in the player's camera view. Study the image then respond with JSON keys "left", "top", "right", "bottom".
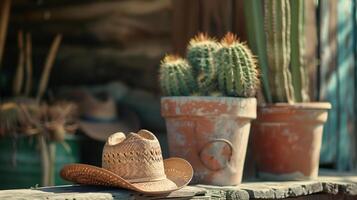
{"left": 215, "top": 33, "right": 259, "bottom": 97}
{"left": 244, "top": 0, "right": 272, "bottom": 102}
{"left": 187, "top": 33, "right": 220, "bottom": 95}
{"left": 265, "top": 0, "right": 295, "bottom": 103}
{"left": 290, "top": 0, "right": 309, "bottom": 102}
{"left": 160, "top": 33, "right": 259, "bottom": 98}
{"left": 244, "top": 0, "right": 309, "bottom": 103}
{"left": 159, "top": 55, "right": 197, "bottom": 96}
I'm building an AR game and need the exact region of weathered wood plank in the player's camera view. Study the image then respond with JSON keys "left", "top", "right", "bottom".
{"left": 172, "top": 0, "right": 246, "bottom": 56}
{"left": 354, "top": 0, "right": 357, "bottom": 172}
{"left": 196, "top": 184, "right": 248, "bottom": 200}
{"left": 0, "top": 0, "right": 11, "bottom": 67}
{"left": 26, "top": 43, "right": 168, "bottom": 91}
{"left": 201, "top": 172, "right": 357, "bottom": 199}
{"left": 318, "top": 0, "right": 339, "bottom": 168}
{"left": 320, "top": 173, "right": 357, "bottom": 196}
{"left": 3, "top": 0, "right": 172, "bottom": 93}
{"left": 10, "top": 0, "right": 172, "bottom": 46}
{"left": 318, "top": 0, "right": 356, "bottom": 171}
{"left": 238, "top": 181, "right": 323, "bottom": 199}
{"left": 335, "top": 0, "right": 356, "bottom": 171}
{"left": 1, "top": 173, "right": 357, "bottom": 200}
{"left": 281, "top": 193, "right": 356, "bottom": 200}
{"left": 0, "top": 185, "right": 208, "bottom": 200}
{"left": 172, "top": 0, "right": 200, "bottom": 56}
{"left": 232, "top": 0, "right": 247, "bottom": 43}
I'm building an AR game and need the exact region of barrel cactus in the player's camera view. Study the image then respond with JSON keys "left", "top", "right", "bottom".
{"left": 187, "top": 33, "right": 220, "bottom": 95}
{"left": 215, "top": 33, "right": 259, "bottom": 97}
{"left": 159, "top": 55, "right": 197, "bottom": 96}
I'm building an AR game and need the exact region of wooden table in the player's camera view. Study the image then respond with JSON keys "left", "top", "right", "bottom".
{"left": 1, "top": 172, "right": 356, "bottom": 200}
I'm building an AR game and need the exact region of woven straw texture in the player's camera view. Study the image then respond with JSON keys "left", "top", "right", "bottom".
{"left": 60, "top": 130, "right": 193, "bottom": 194}
{"left": 102, "top": 130, "right": 166, "bottom": 182}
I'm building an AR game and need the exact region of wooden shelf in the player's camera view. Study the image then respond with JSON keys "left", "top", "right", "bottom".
{"left": 1, "top": 171, "right": 356, "bottom": 199}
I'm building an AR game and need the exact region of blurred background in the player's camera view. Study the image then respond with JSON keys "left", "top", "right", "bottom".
{"left": 0, "top": 0, "right": 356, "bottom": 189}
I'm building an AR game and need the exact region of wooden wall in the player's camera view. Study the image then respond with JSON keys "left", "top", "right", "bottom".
{"left": 5, "top": 0, "right": 248, "bottom": 91}
{"left": 318, "top": 0, "right": 357, "bottom": 170}
{"left": 4, "top": 0, "right": 172, "bottom": 93}
{"left": 172, "top": 0, "right": 247, "bottom": 55}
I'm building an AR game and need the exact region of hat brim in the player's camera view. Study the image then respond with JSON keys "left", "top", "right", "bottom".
{"left": 79, "top": 108, "right": 140, "bottom": 142}
{"left": 60, "top": 157, "right": 193, "bottom": 194}
{"left": 79, "top": 120, "right": 138, "bottom": 142}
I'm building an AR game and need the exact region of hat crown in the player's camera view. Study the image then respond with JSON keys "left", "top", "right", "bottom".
{"left": 81, "top": 92, "right": 117, "bottom": 120}
{"left": 102, "top": 130, "right": 166, "bottom": 183}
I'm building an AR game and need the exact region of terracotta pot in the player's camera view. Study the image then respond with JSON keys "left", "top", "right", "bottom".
{"left": 161, "top": 97, "right": 256, "bottom": 185}
{"left": 251, "top": 103, "right": 331, "bottom": 180}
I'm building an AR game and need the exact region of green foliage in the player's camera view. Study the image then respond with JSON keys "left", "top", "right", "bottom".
{"left": 187, "top": 34, "right": 220, "bottom": 95}
{"left": 159, "top": 55, "right": 197, "bottom": 96}
{"left": 215, "top": 33, "right": 259, "bottom": 97}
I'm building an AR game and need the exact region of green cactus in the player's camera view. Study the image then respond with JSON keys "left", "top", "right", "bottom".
{"left": 187, "top": 33, "right": 220, "bottom": 95}
{"left": 264, "top": 0, "right": 295, "bottom": 103}
{"left": 159, "top": 55, "right": 197, "bottom": 96}
{"left": 215, "top": 33, "right": 259, "bottom": 97}
{"left": 290, "top": 0, "right": 309, "bottom": 102}
{"left": 244, "top": 0, "right": 272, "bottom": 103}
{"left": 244, "top": 0, "right": 310, "bottom": 103}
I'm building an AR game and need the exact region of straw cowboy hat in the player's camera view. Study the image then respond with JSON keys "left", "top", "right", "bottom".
{"left": 60, "top": 130, "right": 193, "bottom": 194}
{"left": 77, "top": 91, "right": 140, "bottom": 141}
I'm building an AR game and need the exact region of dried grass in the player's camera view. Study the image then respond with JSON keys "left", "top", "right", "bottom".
{"left": 36, "top": 34, "right": 62, "bottom": 102}
{"left": 0, "top": 99, "right": 78, "bottom": 140}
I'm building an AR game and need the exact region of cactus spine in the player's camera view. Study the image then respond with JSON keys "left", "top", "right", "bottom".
{"left": 159, "top": 55, "right": 197, "bottom": 96}
{"left": 265, "top": 0, "right": 295, "bottom": 103}
{"left": 187, "top": 33, "right": 220, "bottom": 95}
{"left": 215, "top": 33, "right": 259, "bottom": 97}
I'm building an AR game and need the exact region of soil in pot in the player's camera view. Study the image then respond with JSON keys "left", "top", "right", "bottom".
{"left": 251, "top": 103, "right": 331, "bottom": 180}
{"left": 161, "top": 96, "right": 256, "bottom": 186}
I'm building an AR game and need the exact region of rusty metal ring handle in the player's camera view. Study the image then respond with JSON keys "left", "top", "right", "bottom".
{"left": 199, "top": 138, "right": 234, "bottom": 171}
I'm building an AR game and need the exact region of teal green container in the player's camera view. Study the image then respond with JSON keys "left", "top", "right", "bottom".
{"left": 0, "top": 134, "right": 81, "bottom": 189}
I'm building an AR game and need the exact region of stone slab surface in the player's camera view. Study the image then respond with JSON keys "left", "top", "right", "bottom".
{"left": 0, "top": 185, "right": 209, "bottom": 200}
{"left": 1, "top": 171, "right": 357, "bottom": 200}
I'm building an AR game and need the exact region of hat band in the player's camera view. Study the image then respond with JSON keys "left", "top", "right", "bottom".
{"left": 126, "top": 175, "right": 167, "bottom": 183}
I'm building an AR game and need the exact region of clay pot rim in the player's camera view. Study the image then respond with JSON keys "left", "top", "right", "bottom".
{"left": 161, "top": 96, "right": 256, "bottom": 101}
{"left": 161, "top": 96, "right": 257, "bottom": 118}
{"left": 258, "top": 102, "right": 331, "bottom": 110}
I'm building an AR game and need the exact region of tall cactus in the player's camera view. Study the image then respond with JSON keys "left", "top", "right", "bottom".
{"left": 244, "top": 0, "right": 272, "bottom": 103}
{"left": 187, "top": 33, "right": 220, "bottom": 95}
{"left": 159, "top": 55, "right": 197, "bottom": 96}
{"left": 215, "top": 33, "right": 259, "bottom": 97}
{"left": 290, "top": 0, "right": 309, "bottom": 102}
{"left": 265, "top": 0, "right": 295, "bottom": 103}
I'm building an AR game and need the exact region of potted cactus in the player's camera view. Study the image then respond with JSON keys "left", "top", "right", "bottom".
{"left": 244, "top": 0, "right": 331, "bottom": 180}
{"left": 160, "top": 33, "right": 259, "bottom": 185}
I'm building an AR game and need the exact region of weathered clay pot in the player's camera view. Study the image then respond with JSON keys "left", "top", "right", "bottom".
{"left": 161, "top": 97, "right": 256, "bottom": 185}
{"left": 251, "top": 103, "right": 331, "bottom": 180}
